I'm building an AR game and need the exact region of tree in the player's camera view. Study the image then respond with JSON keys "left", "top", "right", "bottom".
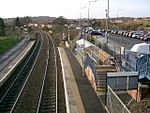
{"left": 0, "top": 18, "right": 5, "bottom": 36}
{"left": 90, "top": 19, "right": 100, "bottom": 29}
{"left": 53, "top": 16, "right": 67, "bottom": 25}
{"left": 20, "top": 16, "right": 32, "bottom": 26}
{"left": 15, "top": 17, "right": 21, "bottom": 27}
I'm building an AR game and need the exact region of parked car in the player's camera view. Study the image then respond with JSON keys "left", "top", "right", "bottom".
{"left": 126, "top": 32, "right": 130, "bottom": 37}
{"left": 139, "top": 34, "right": 145, "bottom": 40}
{"left": 128, "top": 31, "right": 136, "bottom": 37}
{"left": 143, "top": 34, "right": 150, "bottom": 41}
{"left": 90, "top": 30, "right": 102, "bottom": 35}
{"left": 132, "top": 33, "right": 141, "bottom": 38}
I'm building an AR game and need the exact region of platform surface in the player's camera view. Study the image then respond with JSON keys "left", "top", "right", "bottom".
{"left": 58, "top": 47, "right": 107, "bottom": 113}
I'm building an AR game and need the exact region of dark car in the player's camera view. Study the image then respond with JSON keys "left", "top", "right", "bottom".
{"left": 90, "top": 30, "right": 102, "bottom": 35}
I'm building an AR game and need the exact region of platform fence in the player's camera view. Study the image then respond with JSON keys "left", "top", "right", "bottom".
{"left": 106, "top": 85, "right": 131, "bottom": 113}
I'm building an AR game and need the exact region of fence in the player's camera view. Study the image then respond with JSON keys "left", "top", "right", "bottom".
{"left": 97, "top": 41, "right": 137, "bottom": 72}
{"left": 107, "top": 85, "right": 131, "bottom": 113}
{"left": 84, "top": 45, "right": 111, "bottom": 65}
{"left": 0, "top": 36, "right": 12, "bottom": 40}
{"left": 0, "top": 36, "right": 20, "bottom": 41}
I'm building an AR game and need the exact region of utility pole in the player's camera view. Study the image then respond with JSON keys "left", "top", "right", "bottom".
{"left": 105, "top": 0, "right": 109, "bottom": 44}
{"left": 108, "top": 0, "right": 109, "bottom": 17}
{"left": 105, "top": 9, "right": 108, "bottom": 43}
{"left": 88, "top": 0, "right": 97, "bottom": 26}
{"left": 80, "top": 6, "right": 86, "bottom": 27}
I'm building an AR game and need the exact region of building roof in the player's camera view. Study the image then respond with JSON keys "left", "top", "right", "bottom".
{"left": 130, "top": 43, "right": 150, "bottom": 54}
{"left": 76, "top": 39, "right": 93, "bottom": 48}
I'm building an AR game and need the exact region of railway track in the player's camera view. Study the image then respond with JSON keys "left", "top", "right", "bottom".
{"left": 36, "top": 31, "right": 58, "bottom": 113}
{"left": 0, "top": 36, "right": 41, "bottom": 112}
{"left": 0, "top": 31, "right": 66, "bottom": 113}
{"left": 12, "top": 31, "right": 52, "bottom": 113}
{"left": 37, "top": 31, "right": 66, "bottom": 113}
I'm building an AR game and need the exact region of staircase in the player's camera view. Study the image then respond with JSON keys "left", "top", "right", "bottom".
{"left": 95, "top": 65, "right": 116, "bottom": 92}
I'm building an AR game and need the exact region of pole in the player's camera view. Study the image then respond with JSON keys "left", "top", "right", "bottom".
{"left": 79, "top": 11, "right": 81, "bottom": 27}
{"left": 82, "top": 39, "right": 85, "bottom": 76}
{"left": 146, "top": 45, "right": 150, "bottom": 74}
{"left": 106, "top": 0, "right": 109, "bottom": 44}
{"left": 88, "top": 1, "right": 90, "bottom": 25}
{"left": 68, "top": 26, "right": 70, "bottom": 41}
{"left": 105, "top": 9, "right": 108, "bottom": 43}
{"left": 88, "top": 0, "right": 97, "bottom": 26}
{"left": 80, "top": 6, "right": 86, "bottom": 27}
{"left": 108, "top": 0, "right": 109, "bottom": 17}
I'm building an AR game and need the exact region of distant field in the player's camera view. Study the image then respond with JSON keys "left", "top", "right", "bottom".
{"left": 0, "top": 36, "right": 20, "bottom": 54}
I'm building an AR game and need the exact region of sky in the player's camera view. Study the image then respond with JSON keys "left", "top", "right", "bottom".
{"left": 0, "top": 0, "right": 150, "bottom": 19}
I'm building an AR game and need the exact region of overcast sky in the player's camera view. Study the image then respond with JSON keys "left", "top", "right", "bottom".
{"left": 0, "top": 0, "right": 150, "bottom": 19}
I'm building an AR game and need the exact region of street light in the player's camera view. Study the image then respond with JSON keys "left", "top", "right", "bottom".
{"left": 79, "top": 6, "right": 86, "bottom": 27}
{"left": 105, "top": 9, "right": 109, "bottom": 43}
{"left": 108, "top": 0, "right": 109, "bottom": 17}
{"left": 105, "top": 0, "right": 110, "bottom": 44}
{"left": 117, "top": 9, "right": 123, "bottom": 18}
{"left": 88, "top": 0, "right": 97, "bottom": 26}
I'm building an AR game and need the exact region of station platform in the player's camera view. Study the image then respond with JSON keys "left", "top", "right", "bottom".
{"left": 58, "top": 47, "right": 107, "bottom": 113}
{"left": 0, "top": 40, "right": 35, "bottom": 87}
{"left": 0, "top": 39, "right": 28, "bottom": 71}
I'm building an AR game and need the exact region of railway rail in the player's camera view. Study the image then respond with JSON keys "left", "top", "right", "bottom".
{"left": 0, "top": 31, "right": 66, "bottom": 113}
{"left": 0, "top": 36, "right": 41, "bottom": 112}
{"left": 36, "top": 31, "right": 58, "bottom": 113}
{"left": 36, "top": 31, "right": 66, "bottom": 113}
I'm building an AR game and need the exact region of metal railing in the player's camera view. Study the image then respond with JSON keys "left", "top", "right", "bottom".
{"left": 107, "top": 85, "right": 131, "bottom": 113}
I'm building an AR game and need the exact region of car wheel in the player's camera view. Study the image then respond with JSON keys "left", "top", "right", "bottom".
{"left": 147, "top": 38, "right": 150, "bottom": 41}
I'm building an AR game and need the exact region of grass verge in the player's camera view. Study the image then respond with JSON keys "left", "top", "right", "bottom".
{"left": 0, "top": 36, "right": 20, "bottom": 54}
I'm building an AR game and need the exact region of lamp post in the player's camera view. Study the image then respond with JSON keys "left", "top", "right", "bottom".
{"left": 105, "top": 1, "right": 110, "bottom": 105}
{"left": 88, "top": 0, "right": 97, "bottom": 26}
{"left": 79, "top": 6, "right": 86, "bottom": 27}
{"left": 105, "top": 9, "right": 109, "bottom": 43}
{"left": 108, "top": 0, "right": 109, "bottom": 17}
{"left": 67, "top": 26, "right": 70, "bottom": 41}
{"left": 117, "top": 9, "right": 123, "bottom": 18}
{"left": 105, "top": 0, "right": 110, "bottom": 44}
